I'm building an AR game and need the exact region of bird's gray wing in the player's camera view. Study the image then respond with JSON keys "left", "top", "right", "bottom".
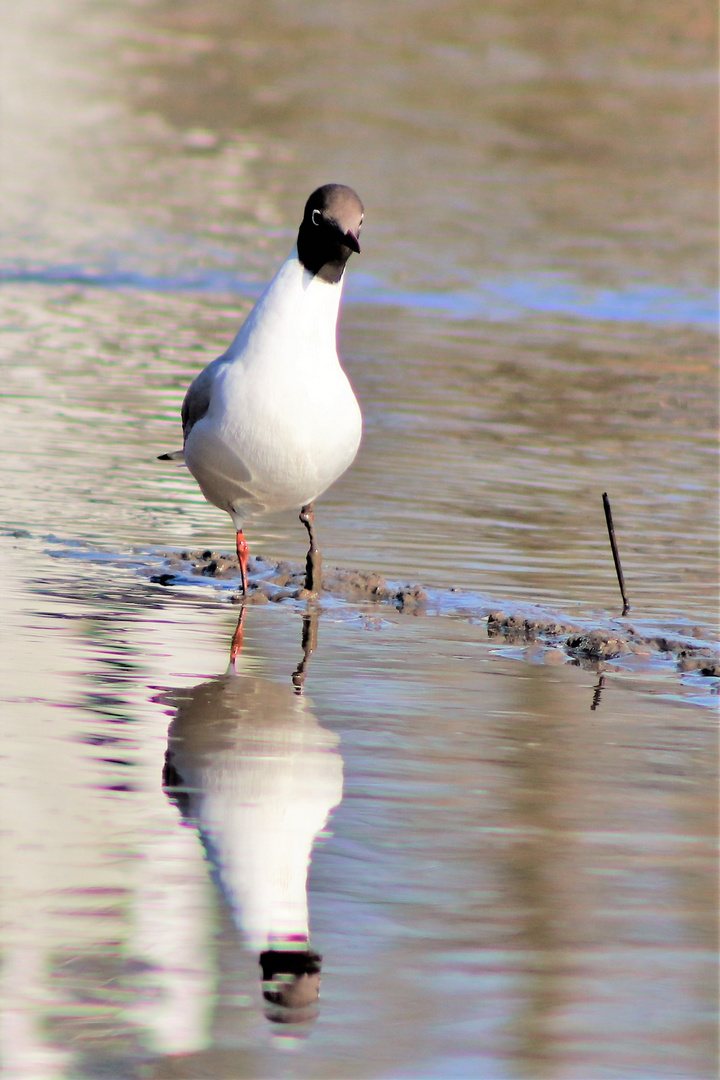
{"left": 181, "top": 354, "right": 229, "bottom": 443}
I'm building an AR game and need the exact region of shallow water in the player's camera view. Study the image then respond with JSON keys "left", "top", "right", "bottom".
{"left": 0, "top": 1, "right": 718, "bottom": 1077}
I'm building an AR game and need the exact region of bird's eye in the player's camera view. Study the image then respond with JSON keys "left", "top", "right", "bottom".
{"left": 311, "top": 209, "right": 322, "bottom": 226}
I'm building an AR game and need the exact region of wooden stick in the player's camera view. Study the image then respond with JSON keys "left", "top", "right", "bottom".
{"left": 602, "top": 492, "right": 630, "bottom": 616}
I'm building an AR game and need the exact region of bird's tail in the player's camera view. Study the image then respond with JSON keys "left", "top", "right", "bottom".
{"left": 157, "top": 449, "right": 185, "bottom": 462}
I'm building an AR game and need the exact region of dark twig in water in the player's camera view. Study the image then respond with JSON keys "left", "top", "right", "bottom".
{"left": 590, "top": 674, "right": 605, "bottom": 711}
{"left": 602, "top": 492, "right": 630, "bottom": 616}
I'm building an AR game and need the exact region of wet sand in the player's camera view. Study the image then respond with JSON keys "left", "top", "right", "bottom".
{"left": 18, "top": 536, "right": 693, "bottom": 681}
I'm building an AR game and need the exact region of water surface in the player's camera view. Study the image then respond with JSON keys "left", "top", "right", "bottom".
{"left": 0, "top": 1, "right": 717, "bottom": 1077}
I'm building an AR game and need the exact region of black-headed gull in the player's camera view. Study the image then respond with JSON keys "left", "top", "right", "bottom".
{"left": 160, "top": 184, "right": 364, "bottom": 594}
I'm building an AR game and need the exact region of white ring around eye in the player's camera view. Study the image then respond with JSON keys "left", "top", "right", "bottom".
{"left": 311, "top": 209, "right": 322, "bottom": 226}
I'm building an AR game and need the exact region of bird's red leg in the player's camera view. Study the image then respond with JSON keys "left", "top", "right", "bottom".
{"left": 229, "top": 606, "right": 246, "bottom": 667}
{"left": 236, "top": 529, "right": 249, "bottom": 594}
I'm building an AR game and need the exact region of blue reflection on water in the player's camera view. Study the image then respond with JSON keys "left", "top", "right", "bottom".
{"left": 349, "top": 272, "right": 718, "bottom": 328}
{"left": 0, "top": 261, "right": 715, "bottom": 328}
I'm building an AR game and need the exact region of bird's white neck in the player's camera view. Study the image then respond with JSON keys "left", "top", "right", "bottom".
{"left": 226, "top": 249, "right": 345, "bottom": 368}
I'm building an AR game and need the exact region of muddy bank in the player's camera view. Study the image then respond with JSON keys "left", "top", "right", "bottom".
{"left": 146, "top": 547, "right": 720, "bottom": 677}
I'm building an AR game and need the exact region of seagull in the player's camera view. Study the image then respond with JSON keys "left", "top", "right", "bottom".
{"left": 159, "top": 184, "right": 364, "bottom": 595}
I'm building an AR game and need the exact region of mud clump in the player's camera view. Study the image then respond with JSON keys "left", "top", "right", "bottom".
{"left": 267, "top": 560, "right": 301, "bottom": 588}
{"left": 321, "top": 568, "right": 394, "bottom": 602}
{"left": 148, "top": 548, "right": 719, "bottom": 676}
{"left": 153, "top": 548, "right": 240, "bottom": 579}
{"left": 676, "top": 649, "right": 719, "bottom": 677}
{"left": 487, "top": 612, "right": 568, "bottom": 645}
{"left": 565, "top": 631, "right": 630, "bottom": 661}
{"left": 312, "top": 567, "right": 428, "bottom": 611}
{"left": 192, "top": 552, "right": 238, "bottom": 579}
{"left": 488, "top": 613, "right": 538, "bottom": 643}
{"left": 233, "top": 589, "right": 270, "bottom": 606}
{"left": 394, "top": 585, "right": 428, "bottom": 613}
{"left": 149, "top": 572, "right": 176, "bottom": 586}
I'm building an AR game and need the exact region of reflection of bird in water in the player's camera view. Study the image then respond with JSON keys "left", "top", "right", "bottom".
{"left": 163, "top": 613, "right": 342, "bottom": 1024}
{"left": 159, "top": 184, "right": 364, "bottom": 595}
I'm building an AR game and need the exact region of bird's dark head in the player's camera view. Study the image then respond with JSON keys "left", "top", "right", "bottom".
{"left": 297, "top": 184, "right": 364, "bottom": 284}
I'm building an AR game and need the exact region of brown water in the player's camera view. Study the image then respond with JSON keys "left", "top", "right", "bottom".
{"left": 0, "top": 1, "right": 717, "bottom": 1077}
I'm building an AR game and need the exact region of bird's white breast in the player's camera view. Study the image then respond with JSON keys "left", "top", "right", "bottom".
{"left": 183, "top": 252, "right": 362, "bottom": 522}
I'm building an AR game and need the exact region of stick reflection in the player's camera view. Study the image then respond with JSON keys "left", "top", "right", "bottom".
{"left": 163, "top": 606, "right": 342, "bottom": 1025}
